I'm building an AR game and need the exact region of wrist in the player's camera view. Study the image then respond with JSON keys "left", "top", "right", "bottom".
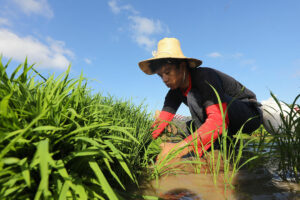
{"left": 152, "top": 132, "right": 160, "bottom": 139}
{"left": 176, "top": 140, "right": 190, "bottom": 156}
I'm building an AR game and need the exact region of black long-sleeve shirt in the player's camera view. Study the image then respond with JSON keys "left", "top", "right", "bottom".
{"left": 162, "top": 67, "right": 256, "bottom": 114}
{"left": 153, "top": 67, "right": 258, "bottom": 155}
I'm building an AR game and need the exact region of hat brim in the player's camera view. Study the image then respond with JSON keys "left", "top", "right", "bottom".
{"left": 139, "top": 57, "right": 202, "bottom": 75}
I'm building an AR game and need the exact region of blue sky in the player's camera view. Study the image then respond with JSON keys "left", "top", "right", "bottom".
{"left": 0, "top": 0, "right": 299, "bottom": 116}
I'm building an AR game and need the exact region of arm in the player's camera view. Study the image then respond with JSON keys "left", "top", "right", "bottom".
{"left": 158, "top": 103, "right": 229, "bottom": 161}
{"left": 151, "top": 111, "right": 175, "bottom": 139}
{"left": 151, "top": 89, "right": 182, "bottom": 139}
{"left": 184, "top": 102, "right": 229, "bottom": 157}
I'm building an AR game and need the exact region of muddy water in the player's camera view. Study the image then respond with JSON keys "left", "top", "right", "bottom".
{"left": 141, "top": 151, "right": 300, "bottom": 200}
{"left": 145, "top": 173, "right": 233, "bottom": 199}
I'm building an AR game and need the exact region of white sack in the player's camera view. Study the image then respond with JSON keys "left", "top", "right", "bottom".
{"left": 261, "top": 97, "right": 299, "bottom": 135}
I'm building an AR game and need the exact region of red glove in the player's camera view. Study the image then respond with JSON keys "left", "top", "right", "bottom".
{"left": 151, "top": 111, "right": 175, "bottom": 139}
{"left": 184, "top": 103, "right": 229, "bottom": 157}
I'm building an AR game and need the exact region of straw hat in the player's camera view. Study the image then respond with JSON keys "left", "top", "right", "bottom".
{"left": 138, "top": 37, "right": 202, "bottom": 75}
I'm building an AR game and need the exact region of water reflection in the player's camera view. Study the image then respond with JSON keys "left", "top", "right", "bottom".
{"left": 142, "top": 150, "right": 300, "bottom": 200}
{"left": 234, "top": 167, "right": 300, "bottom": 199}
{"left": 161, "top": 189, "right": 202, "bottom": 200}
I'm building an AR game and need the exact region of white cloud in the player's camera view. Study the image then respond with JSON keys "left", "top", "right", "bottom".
{"left": 129, "top": 16, "right": 168, "bottom": 50}
{"left": 108, "top": 0, "right": 120, "bottom": 14}
{"left": 129, "top": 16, "right": 163, "bottom": 35}
{"left": 108, "top": 0, "right": 138, "bottom": 15}
{"left": 0, "top": 28, "right": 73, "bottom": 69}
{"left": 135, "top": 35, "right": 156, "bottom": 50}
{"left": 12, "top": 0, "right": 54, "bottom": 18}
{"left": 207, "top": 52, "right": 222, "bottom": 58}
{"left": 108, "top": 1, "right": 169, "bottom": 51}
{"left": 0, "top": 18, "right": 11, "bottom": 27}
{"left": 232, "top": 52, "right": 243, "bottom": 58}
{"left": 84, "top": 58, "right": 92, "bottom": 64}
{"left": 46, "top": 37, "right": 74, "bottom": 58}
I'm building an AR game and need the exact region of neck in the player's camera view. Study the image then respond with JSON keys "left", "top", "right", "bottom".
{"left": 180, "top": 68, "right": 189, "bottom": 91}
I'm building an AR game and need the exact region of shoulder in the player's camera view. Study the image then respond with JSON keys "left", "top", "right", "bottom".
{"left": 192, "top": 67, "right": 219, "bottom": 75}
{"left": 191, "top": 67, "right": 222, "bottom": 82}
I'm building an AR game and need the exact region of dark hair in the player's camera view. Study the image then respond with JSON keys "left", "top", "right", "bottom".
{"left": 149, "top": 59, "right": 188, "bottom": 73}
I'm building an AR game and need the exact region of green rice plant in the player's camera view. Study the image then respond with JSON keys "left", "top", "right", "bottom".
{"left": 240, "top": 125, "right": 274, "bottom": 172}
{"left": 261, "top": 93, "right": 300, "bottom": 182}
{"left": 0, "top": 58, "right": 156, "bottom": 199}
{"left": 207, "top": 85, "right": 259, "bottom": 190}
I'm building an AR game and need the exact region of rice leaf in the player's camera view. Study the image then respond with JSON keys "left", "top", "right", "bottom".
{"left": 32, "top": 126, "right": 65, "bottom": 132}
{"left": 0, "top": 92, "right": 12, "bottom": 117}
{"left": 58, "top": 181, "right": 70, "bottom": 200}
{"left": 74, "top": 183, "right": 88, "bottom": 200}
{"left": 107, "top": 126, "right": 139, "bottom": 144}
{"left": 103, "top": 157, "right": 125, "bottom": 190}
{"left": 0, "top": 109, "right": 48, "bottom": 160}
{"left": 56, "top": 123, "right": 110, "bottom": 143}
{"left": 34, "top": 139, "right": 51, "bottom": 200}
{"left": 10, "top": 63, "right": 23, "bottom": 81}
{"left": 3, "top": 186, "right": 21, "bottom": 197}
{"left": 89, "top": 160, "right": 118, "bottom": 200}
{"left": 2, "top": 157, "right": 20, "bottom": 165}
{"left": 19, "top": 158, "right": 31, "bottom": 188}
{"left": 74, "top": 149, "right": 100, "bottom": 157}
{"left": 75, "top": 136, "right": 103, "bottom": 148}
{"left": 104, "top": 140, "right": 136, "bottom": 183}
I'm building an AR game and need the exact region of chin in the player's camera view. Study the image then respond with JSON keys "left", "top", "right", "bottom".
{"left": 165, "top": 83, "right": 177, "bottom": 90}
{"left": 169, "top": 85, "right": 178, "bottom": 90}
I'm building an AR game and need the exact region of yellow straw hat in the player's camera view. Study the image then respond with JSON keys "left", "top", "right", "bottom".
{"left": 138, "top": 37, "right": 202, "bottom": 75}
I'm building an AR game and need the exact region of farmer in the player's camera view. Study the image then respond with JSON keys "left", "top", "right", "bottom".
{"left": 138, "top": 37, "right": 262, "bottom": 160}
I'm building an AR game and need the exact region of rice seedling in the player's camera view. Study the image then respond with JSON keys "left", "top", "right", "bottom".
{"left": 199, "top": 85, "right": 259, "bottom": 190}
{"left": 240, "top": 125, "right": 271, "bottom": 171}
{"left": 231, "top": 92, "right": 300, "bottom": 185}
{"left": 257, "top": 93, "right": 300, "bottom": 182}
{"left": 0, "top": 58, "right": 157, "bottom": 199}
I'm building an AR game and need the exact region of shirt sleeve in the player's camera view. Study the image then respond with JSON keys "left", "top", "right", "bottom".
{"left": 151, "top": 89, "right": 182, "bottom": 139}
{"left": 151, "top": 111, "right": 175, "bottom": 139}
{"left": 184, "top": 68, "right": 230, "bottom": 157}
{"left": 162, "top": 89, "right": 183, "bottom": 114}
{"left": 184, "top": 103, "right": 229, "bottom": 157}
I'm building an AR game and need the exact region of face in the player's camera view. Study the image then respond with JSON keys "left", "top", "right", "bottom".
{"left": 157, "top": 63, "right": 184, "bottom": 90}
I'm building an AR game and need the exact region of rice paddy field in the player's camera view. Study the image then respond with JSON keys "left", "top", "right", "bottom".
{"left": 0, "top": 59, "right": 299, "bottom": 200}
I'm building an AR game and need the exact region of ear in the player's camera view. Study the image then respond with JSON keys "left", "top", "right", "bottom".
{"left": 179, "top": 61, "right": 187, "bottom": 71}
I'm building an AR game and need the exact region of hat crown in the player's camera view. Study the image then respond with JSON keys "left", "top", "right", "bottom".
{"left": 138, "top": 37, "right": 202, "bottom": 75}
{"left": 153, "top": 38, "right": 185, "bottom": 58}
